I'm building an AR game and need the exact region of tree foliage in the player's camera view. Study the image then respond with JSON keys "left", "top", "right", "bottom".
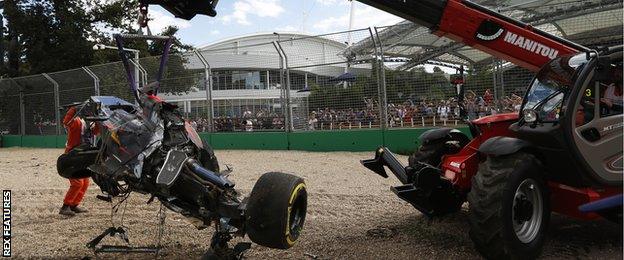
{"left": 1, "top": 1, "right": 198, "bottom": 101}
{"left": 3, "top": 0, "right": 140, "bottom": 76}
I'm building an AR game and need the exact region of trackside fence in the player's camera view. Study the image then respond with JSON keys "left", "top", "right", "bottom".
{"left": 0, "top": 0, "right": 621, "bottom": 137}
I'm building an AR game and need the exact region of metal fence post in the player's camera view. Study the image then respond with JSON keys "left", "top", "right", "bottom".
{"left": 12, "top": 79, "right": 25, "bottom": 135}
{"left": 492, "top": 59, "right": 498, "bottom": 102}
{"left": 195, "top": 50, "right": 214, "bottom": 132}
{"left": 83, "top": 66, "right": 100, "bottom": 96}
{"left": 278, "top": 42, "right": 293, "bottom": 132}
{"left": 372, "top": 27, "right": 388, "bottom": 130}
{"left": 272, "top": 41, "right": 291, "bottom": 132}
{"left": 42, "top": 73, "right": 61, "bottom": 135}
{"left": 500, "top": 61, "right": 506, "bottom": 99}
{"left": 19, "top": 90, "right": 25, "bottom": 135}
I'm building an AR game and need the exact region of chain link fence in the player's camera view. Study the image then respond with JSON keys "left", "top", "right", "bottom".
{"left": 280, "top": 29, "right": 384, "bottom": 131}
{"left": 0, "top": 0, "right": 621, "bottom": 135}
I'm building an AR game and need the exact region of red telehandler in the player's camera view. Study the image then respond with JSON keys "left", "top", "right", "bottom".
{"left": 357, "top": 0, "right": 623, "bottom": 259}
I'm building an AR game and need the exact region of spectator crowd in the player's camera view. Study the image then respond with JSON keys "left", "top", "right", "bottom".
{"left": 306, "top": 89, "right": 524, "bottom": 130}
{"left": 187, "top": 89, "right": 525, "bottom": 132}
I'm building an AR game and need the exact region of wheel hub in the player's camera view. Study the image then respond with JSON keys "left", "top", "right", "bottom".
{"left": 514, "top": 195, "right": 534, "bottom": 223}
{"left": 512, "top": 179, "right": 543, "bottom": 244}
{"left": 289, "top": 193, "right": 306, "bottom": 240}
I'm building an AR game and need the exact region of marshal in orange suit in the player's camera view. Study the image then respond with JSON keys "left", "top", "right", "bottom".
{"left": 59, "top": 106, "right": 99, "bottom": 216}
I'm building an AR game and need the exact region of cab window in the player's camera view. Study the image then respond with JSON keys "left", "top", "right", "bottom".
{"left": 598, "top": 65, "right": 623, "bottom": 117}
{"left": 576, "top": 84, "right": 595, "bottom": 126}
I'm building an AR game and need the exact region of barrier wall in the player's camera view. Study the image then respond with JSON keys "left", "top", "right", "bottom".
{"left": 0, "top": 127, "right": 470, "bottom": 154}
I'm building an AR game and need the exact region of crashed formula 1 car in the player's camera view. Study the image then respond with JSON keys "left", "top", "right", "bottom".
{"left": 57, "top": 34, "right": 307, "bottom": 259}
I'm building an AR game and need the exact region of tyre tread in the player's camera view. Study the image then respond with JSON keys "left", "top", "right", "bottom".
{"left": 468, "top": 153, "right": 545, "bottom": 260}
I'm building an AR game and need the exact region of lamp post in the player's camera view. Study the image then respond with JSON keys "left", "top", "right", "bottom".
{"left": 93, "top": 44, "right": 141, "bottom": 89}
{"left": 344, "top": 0, "right": 355, "bottom": 89}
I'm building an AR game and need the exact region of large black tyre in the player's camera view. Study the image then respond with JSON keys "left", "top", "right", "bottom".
{"left": 408, "top": 132, "right": 469, "bottom": 167}
{"left": 468, "top": 153, "right": 550, "bottom": 260}
{"left": 56, "top": 146, "right": 99, "bottom": 179}
{"left": 246, "top": 172, "right": 307, "bottom": 249}
{"left": 408, "top": 139, "right": 448, "bottom": 167}
{"left": 198, "top": 140, "right": 220, "bottom": 173}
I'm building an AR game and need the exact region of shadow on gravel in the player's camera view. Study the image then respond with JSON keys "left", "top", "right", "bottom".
{"left": 543, "top": 214, "right": 622, "bottom": 258}
{"left": 365, "top": 209, "right": 481, "bottom": 258}
{"left": 367, "top": 209, "right": 622, "bottom": 259}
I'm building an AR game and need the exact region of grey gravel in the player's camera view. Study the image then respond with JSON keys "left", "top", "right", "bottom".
{"left": 1, "top": 147, "right": 621, "bottom": 259}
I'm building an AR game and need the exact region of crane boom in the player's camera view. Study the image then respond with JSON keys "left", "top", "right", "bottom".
{"left": 356, "top": 0, "right": 589, "bottom": 72}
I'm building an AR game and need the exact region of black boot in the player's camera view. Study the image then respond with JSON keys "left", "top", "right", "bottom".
{"left": 70, "top": 205, "right": 89, "bottom": 213}
{"left": 59, "top": 204, "right": 76, "bottom": 216}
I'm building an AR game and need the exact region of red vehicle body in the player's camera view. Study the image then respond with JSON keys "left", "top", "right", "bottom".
{"left": 439, "top": 113, "right": 519, "bottom": 193}
{"left": 439, "top": 112, "right": 621, "bottom": 220}
{"left": 360, "top": 0, "right": 621, "bottom": 217}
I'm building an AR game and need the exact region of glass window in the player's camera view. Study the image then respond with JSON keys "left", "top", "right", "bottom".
{"left": 522, "top": 53, "right": 590, "bottom": 124}
{"left": 598, "top": 63, "right": 623, "bottom": 117}
{"left": 269, "top": 70, "right": 281, "bottom": 89}
{"left": 523, "top": 76, "right": 568, "bottom": 123}
{"left": 245, "top": 71, "right": 262, "bottom": 89}
{"left": 539, "top": 92, "right": 564, "bottom": 122}
{"left": 576, "top": 84, "right": 595, "bottom": 126}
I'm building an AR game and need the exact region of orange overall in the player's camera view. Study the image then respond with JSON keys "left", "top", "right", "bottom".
{"left": 62, "top": 107, "right": 99, "bottom": 207}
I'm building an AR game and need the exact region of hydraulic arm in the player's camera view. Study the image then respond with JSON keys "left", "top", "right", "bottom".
{"left": 139, "top": 0, "right": 219, "bottom": 20}
{"left": 356, "top": 0, "right": 588, "bottom": 71}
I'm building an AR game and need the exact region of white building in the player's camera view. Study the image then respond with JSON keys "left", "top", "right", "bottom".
{"left": 159, "top": 32, "right": 363, "bottom": 121}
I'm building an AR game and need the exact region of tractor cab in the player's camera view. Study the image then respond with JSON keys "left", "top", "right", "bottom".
{"left": 513, "top": 47, "right": 623, "bottom": 187}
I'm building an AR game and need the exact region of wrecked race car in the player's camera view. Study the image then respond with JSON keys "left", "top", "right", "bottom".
{"left": 56, "top": 34, "right": 307, "bottom": 259}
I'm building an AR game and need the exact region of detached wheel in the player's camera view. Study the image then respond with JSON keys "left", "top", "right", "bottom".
{"left": 468, "top": 152, "right": 550, "bottom": 259}
{"left": 198, "top": 140, "right": 219, "bottom": 173}
{"left": 246, "top": 172, "right": 307, "bottom": 249}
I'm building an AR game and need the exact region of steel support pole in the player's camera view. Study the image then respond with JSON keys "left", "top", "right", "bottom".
{"left": 135, "top": 52, "right": 140, "bottom": 89}
{"left": 500, "top": 61, "right": 506, "bottom": 99}
{"left": 195, "top": 50, "right": 214, "bottom": 132}
{"left": 42, "top": 73, "right": 61, "bottom": 135}
{"left": 19, "top": 90, "right": 24, "bottom": 135}
{"left": 277, "top": 42, "right": 293, "bottom": 132}
{"left": 491, "top": 60, "right": 497, "bottom": 103}
{"left": 82, "top": 66, "right": 100, "bottom": 96}
{"left": 129, "top": 57, "right": 147, "bottom": 88}
{"left": 12, "top": 79, "right": 25, "bottom": 135}
{"left": 372, "top": 27, "right": 388, "bottom": 130}
{"left": 272, "top": 41, "right": 291, "bottom": 132}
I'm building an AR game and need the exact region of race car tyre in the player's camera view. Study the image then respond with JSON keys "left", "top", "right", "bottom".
{"left": 246, "top": 172, "right": 307, "bottom": 249}
{"left": 468, "top": 152, "right": 550, "bottom": 259}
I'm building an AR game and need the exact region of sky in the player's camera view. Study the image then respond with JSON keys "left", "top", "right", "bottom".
{"left": 147, "top": 0, "right": 404, "bottom": 47}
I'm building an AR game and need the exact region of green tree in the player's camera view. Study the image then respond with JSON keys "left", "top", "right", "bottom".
{"left": 3, "top": 0, "right": 139, "bottom": 77}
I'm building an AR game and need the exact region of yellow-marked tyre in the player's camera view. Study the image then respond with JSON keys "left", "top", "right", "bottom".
{"left": 246, "top": 172, "right": 307, "bottom": 249}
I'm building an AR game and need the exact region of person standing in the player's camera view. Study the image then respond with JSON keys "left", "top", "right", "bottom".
{"left": 308, "top": 112, "right": 318, "bottom": 130}
{"left": 59, "top": 106, "right": 99, "bottom": 216}
{"left": 438, "top": 101, "right": 449, "bottom": 121}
